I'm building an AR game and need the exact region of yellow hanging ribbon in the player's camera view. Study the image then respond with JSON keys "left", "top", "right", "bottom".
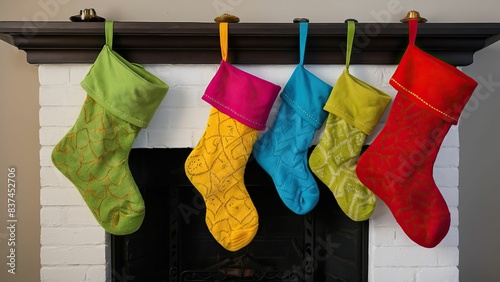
{"left": 219, "top": 22, "right": 228, "bottom": 61}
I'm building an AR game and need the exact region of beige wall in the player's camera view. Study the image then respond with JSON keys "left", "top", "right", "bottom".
{"left": 0, "top": 2, "right": 40, "bottom": 281}
{"left": 0, "top": 42, "right": 39, "bottom": 282}
{"left": 1, "top": 1, "right": 500, "bottom": 281}
{"left": 3, "top": 0, "right": 500, "bottom": 24}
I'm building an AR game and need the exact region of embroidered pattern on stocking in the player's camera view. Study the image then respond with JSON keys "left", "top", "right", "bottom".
{"left": 309, "top": 114, "right": 376, "bottom": 221}
{"left": 185, "top": 108, "right": 259, "bottom": 251}
{"left": 253, "top": 102, "right": 321, "bottom": 215}
{"left": 52, "top": 96, "right": 145, "bottom": 235}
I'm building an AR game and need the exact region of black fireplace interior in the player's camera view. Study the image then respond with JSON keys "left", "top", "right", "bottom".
{"left": 111, "top": 148, "right": 368, "bottom": 282}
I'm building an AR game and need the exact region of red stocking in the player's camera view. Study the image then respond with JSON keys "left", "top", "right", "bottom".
{"left": 356, "top": 20, "right": 477, "bottom": 248}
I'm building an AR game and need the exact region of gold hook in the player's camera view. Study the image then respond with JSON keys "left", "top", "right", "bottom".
{"left": 70, "top": 8, "right": 105, "bottom": 22}
{"left": 400, "top": 10, "right": 427, "bottom": 23}
{"left": 214, "top": 14, "right": 240, "bottom": 23}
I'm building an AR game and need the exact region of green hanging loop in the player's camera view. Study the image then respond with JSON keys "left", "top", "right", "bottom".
{"left": 105, "top": 21, "right": 113, "bottom": 49}
{"left": 345, "top": 20, "right": 355, "bottom": 71}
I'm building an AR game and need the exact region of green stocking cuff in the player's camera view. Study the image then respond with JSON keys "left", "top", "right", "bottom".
{"left": 324, "top": 70, "right": 392, "bottom": 135}
{"left": 82, "top": 46, "right": 169, "bottom": 128}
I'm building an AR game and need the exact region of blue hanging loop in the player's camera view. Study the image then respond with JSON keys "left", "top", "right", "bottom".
{"left": 299, "top": 21, "right": 308, "bottom": 66}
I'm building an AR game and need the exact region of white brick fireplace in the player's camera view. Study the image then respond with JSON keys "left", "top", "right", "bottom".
{"left": 39, "top": 63, "right": 460, "bottom": 282}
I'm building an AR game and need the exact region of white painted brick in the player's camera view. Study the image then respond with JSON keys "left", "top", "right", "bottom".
{"left": 416, "top": 267, "right": 459, "bottom": 282}
{"left": 442, "top": 126, "right": 460, "bottom": 147}
{"left": 435, "top": 147, "right": 459, "bottom": 168}
{"left": 40, "top": 127, "right": 68, "bottom": 146}
{"left": 237, "top": 64, "right": 295, "bottom": 86}
{"left": 373, "top": 246, "right": 441, "bottom": 267}
{"left": 39, "top": 65, "right": 70, "bottom": 85}
{"left": 372, "top": 247, "right": 398, "bottom": 267}
{"left": 41, "top": 227, "right": 105, "bottom": 246}
{"left": 393, "top": 228, "right": 420, "bottom": 247}
{"left": 311, "top": 123, "right": 326, "bottom": 145}
{"left": 371, "top": 227, "right": 397, "bottom": 247}
{"left": 437, "top": 247, "right": 459, "bottom": 266}
{"left": 40, "top": 187, "right": 85, "bottom": 206}
{"left": 39, "top": 106, "right": 80, "bottom": 127}
{"left": 372, "top": 227, "right": 415, "bottom": 247}
{"left": 160, "top": 86, "right": 205, "bottom": 109}
{"left": 41, "top": 166, "right": 74, "bottom": 187}
{"left": 131, "top": 130, "right": 148, "bottom": 148}
{"left": 41, "top": 266, "right": 88, "bottom": 282}
{"left": 370, "top": 201, "right": 398, "bottom": 227}
{"left": 41, "top": 245, "right": 106, "bottom": 265}
{"left": 39, "top": 85, "right": 86, "bottom": 106}
{"left": 378, "top": 65, "right": 398, "bottom": 83}
{"left": 144, "top": 64, "right": 173, "bottom": 80}
{"left": 439, "top": 226, "right": 459, "bottom": 247}
{"left": 40, "top": 146, "right": 55, "bottom": 167}
{"left": 351, "top": 65, "right": 386, "bottom": 87}
{"left": 305, "top": 65, "right": 339, "bottom": 86}
{"left": 323, "top": 66, "right": 343, "bottom": 85}
{"left": 147, "top": 128, "right": 196, "bottom": 148}
{"left": 86, "top": 265, "right": 107, "bottom": 282}
{"left": 395, "top": 247, "right": 439, "bottom": 267}
{"left": 147, "top": 109, "right": 173, "bottom": 129}
{"left": 434, "top": 168, "right": 459, "bottom": 188}
{"left": 144, "top": 64, "right": 197, "bottom": 85}
{"left": 440, "top": 187, "right": 459, "bottom": 208}
{"left": 40, "top": 207, "right": 68, "bottom": 227}
{"left": 270, "top": 96, "right": 284, "bottom": 110}
{"left": 40, "top": 206, "right": 98, "bottom": 227}
{"left": 376, "top": 226, "right": 459, "bottom": 247}
{"left": 165, "top": 107, "right": 211, "bottom": 129}
{"left": 263, "top": 99, "right": 283, "bottom": 130}
{"left": 387, "top": 226, "right": 459, "bottom": 248}
{"left": 192, "top": 128, "right": 207, "bottom": 145}
{"left": 197, "top": 97, "right": 213, "bottom": 109}
{"left": 68, "top": 207, "right": 101, "bottom": 226}
{"left": 380, "top": 84, "right": 398, "bottom": 97}
{"left": 159, "top": 64, "right": 217, "bottom": 87}
{"left": 69, "top": 64, "right": 92, "bottom": 85}
{"left": 450, "top": 207, "right": 459, "bottom": 227}
{"left": 372, "top": 267, "right": 416, "bottom": 282}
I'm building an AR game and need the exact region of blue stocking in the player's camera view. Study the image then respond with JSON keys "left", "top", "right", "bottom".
{"left": 252, "top": 22, "right": 332, "bottom": 215}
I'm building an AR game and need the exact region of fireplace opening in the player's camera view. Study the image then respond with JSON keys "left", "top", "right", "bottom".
{"left": 111, "top": 148, "right": 368, "bottom": 282}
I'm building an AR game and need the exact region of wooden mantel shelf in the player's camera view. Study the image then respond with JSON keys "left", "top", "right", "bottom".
{"left": 1, "top": 21, "right": 500, "bottom": 66}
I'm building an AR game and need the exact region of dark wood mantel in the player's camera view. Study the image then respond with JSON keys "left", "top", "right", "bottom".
{"left": 1, "top": 21, "right": 500, "bottom": 66}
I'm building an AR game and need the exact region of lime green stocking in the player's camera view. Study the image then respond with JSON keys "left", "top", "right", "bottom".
{"left": 309, "top": 70, "right": 391, "bottom": 221}
{"left": 51, "top": 21, "right": 168, "bottom": 235}
{"left": 309, "top": 21, "right": 391, "bottom": 221}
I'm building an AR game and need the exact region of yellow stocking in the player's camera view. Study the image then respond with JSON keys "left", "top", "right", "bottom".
{"left": 185, "top": 108, "right": 259, "bottom": 251}
{"left": 186, "top": 22, "right": 280, "bottom": 251}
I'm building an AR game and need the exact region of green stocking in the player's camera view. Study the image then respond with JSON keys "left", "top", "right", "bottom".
{"left": 308, "top": 21, "right": 391, "bottom": 221}
{"left": 51, "top": 21, "right": 168, "bottom": 235}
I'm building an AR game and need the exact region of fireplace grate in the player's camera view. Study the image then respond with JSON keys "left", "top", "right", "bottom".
{"left": 111, "top": 148, "right": 368, "bottom": 282}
